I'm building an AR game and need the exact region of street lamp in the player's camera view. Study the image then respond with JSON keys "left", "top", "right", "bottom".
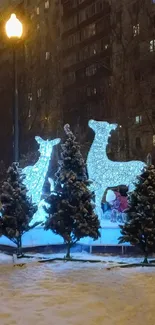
{"left": 5, "top": 14, "right": 23, "bottom": 162}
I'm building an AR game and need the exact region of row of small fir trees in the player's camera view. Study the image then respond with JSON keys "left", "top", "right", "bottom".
{"left": 1, "top": 123, "right": 155, "bottom": 262}
{"left": 0, "top": 125, "right": 100, "bottom": 257}
{"left": 119, "top": 164, "right": 155, "bottom": 263}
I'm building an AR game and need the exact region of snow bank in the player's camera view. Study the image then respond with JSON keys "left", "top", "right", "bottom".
{"left": 0, "top": 251, "right": 149, "bottom": 266}
{"left": 0, "top": 253, "right": 155, "bottom": 325}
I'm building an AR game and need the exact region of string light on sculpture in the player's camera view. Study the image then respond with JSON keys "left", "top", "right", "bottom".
{"left": 87, "top": 119, "right": 145, "bottom": 220}
{"left": 23, "top": 136, "right": 60, "bottom": 224}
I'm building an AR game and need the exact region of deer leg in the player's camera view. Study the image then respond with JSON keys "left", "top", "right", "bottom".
{"left": 128, "top": 182, "right": 135, "bottom": 193}
{"left": 95, "top": 189, "right": 106, "bottom": 221}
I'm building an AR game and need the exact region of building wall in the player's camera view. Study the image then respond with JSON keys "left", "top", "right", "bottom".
{"left": 1, "top": 0, "right": 155, "bottom": 164}
{"left": 21, "top": 0, "right": 63, "bottom": 153}
{"left": 61, "top": 0, "right": 155, "bottom": 162}
{"left": 61, "top": 0, "right": 111, "bottom": 148}
{"left": 111, "top": 0, "right": 155, "bottom": 162}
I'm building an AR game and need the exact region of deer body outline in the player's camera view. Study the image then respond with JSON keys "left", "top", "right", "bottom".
{"left": 87, "top": 119, "right": 145, "bottom": 219}
{"left": 23, "top": 136, "right": 60, "bottom": 207}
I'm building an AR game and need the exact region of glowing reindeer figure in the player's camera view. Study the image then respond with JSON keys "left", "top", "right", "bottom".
{"left": 23, "top": 136, "right": 60, "bottom": 224}
{"left": 87, "top": 120, "right": 145, "bottom": 219}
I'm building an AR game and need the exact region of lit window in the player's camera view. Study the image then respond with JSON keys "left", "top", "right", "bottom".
{"left": 105, "top": 44, "right": 109, "bottom": 49}
{"left": 28, "top": 109, "right": 31, "bottom": 118}
{"left": 86, "top": 64, "right": 97, "bottom": 76}
{"left": 28, "top": 121, "right": 31, "bottom": 130}
{"left": 28, "top": 93, "right": 32, "bottom": 101}
{"left": 37, "top": 23, "right": 40, "bottom": 30}
{"left": 150, "top": 40, "right": 155, "bottom": 52}
{"left": 45, "top": 51, "right": 50, "bottom": 60}
{"left": 135, "top": 137, "right": 141, "bottom": 149}
{"left": 45, "top": 0, "right": 49, "bottom": 9}
{"left": 135, "top": 115, "right": 142, "bottom": 124}
{"left": 93, "top": 87, "right": 97, "bottom": 94}
{"left": 37, "top": 89, "right": 42, "bottom": 98}
{"left": 153, "top": 135, "right": 155, "bottom": 146}
{"left": 88, "top": 23, "right": 96, "bottom": 36}
{"left": 86, "top": 87, "right": 97, "bottom": 96}
{"left": 36, "top": 7, "right": 39, "bottom": 15}
{"left": 133, "top": 24, "right": 140, "bottom": 36}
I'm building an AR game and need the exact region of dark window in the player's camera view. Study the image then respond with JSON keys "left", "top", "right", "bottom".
{"left": 152, "top": 87, "right": 155, "bottom": 97}
{"left": 152, "top": 15, "right": 155, "bottom": 27}
{"left": 134, "top": 70, "right": 140, "bottom": 80}
{"left": 152, "top": 110, "right": 155, "bottom": 120}
{"left": 135, "top": 137, "right": 141, "bottom": 149}
{"left": 132, "top": 2, "right": 139, "bottom": 12}
{"left": 116, "top": 10, "right": 121, "bottom": 22}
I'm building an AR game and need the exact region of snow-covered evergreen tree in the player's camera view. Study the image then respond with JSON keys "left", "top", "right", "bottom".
{"left": 119, "top": 165, "right": 155, "bottom": 263}
{"left": 0, "top": 162, "right": 38, "bottom": 256}
{"left": 44, "top": 124, "right": 100, "bottom": 258}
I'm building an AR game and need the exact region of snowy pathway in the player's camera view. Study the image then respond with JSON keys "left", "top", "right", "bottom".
{"left": 0, "top": 255, "right": 155, "bottom": 325}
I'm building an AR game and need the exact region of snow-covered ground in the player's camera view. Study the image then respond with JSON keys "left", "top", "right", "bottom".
{"left": 100, "top": 219, "right": 122, "bottom": 228}
{"left": 0, "top": 252, "right": 146, "bottom": 265}
{"left": 0, "top": 252, "right": 155, "bottom": 325}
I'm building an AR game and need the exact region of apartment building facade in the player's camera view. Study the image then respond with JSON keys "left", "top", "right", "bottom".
{"left": 110, "top": 0, "right": 155, "bottom": 161}
{"left": 60, "top": 0, "right": 155, "bottom": 162}
{"left": 24, "top": 0, "right": 63, "bottom": 142}
{"left": 61, "top": 0, "right": 112, "bottom": 147}
{"left": 1, "top": 0, "right": 155, "bottom": 163}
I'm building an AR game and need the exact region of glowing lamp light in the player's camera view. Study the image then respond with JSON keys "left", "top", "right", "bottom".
{"left": 5, "top": 14, "right": 23, "bottom": 39}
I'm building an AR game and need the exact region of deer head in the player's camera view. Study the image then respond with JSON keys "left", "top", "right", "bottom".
{"left": 35, "top": 136, "right": 60, "bottom": 157}
{"left": 88, "top": 120, "right": 117, "bottom": 138}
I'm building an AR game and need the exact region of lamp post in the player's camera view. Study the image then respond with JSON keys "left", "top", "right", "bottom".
{"left": 5, "top": 14, "right": 23, "bottom": 162}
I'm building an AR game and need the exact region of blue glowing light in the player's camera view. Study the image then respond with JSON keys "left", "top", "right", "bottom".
{"left": 31, "top": 199, "right": 50, "bottom": 224}
{"left": 23, "top": 136, "right": 60, "bottom": 224}
{"left": 87, "top": 119, "right": 146, "bottom": 219}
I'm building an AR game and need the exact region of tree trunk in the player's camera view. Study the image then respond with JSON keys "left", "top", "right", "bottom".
{"left": 124, "top": 126, "right": 130, "bottom": 160}
{"left": 66, "top": 242, "right": 71, "bottom": 259}
{"left": 17, "top": 235, "right": 22, "bottom": 257}
{"left": 143, "top": 252, "right": 148, "bottom": 264}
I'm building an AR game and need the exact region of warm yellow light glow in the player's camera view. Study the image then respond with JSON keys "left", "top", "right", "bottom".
{"left": 5, "top": 14, "right": 23, "bottom": 38}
